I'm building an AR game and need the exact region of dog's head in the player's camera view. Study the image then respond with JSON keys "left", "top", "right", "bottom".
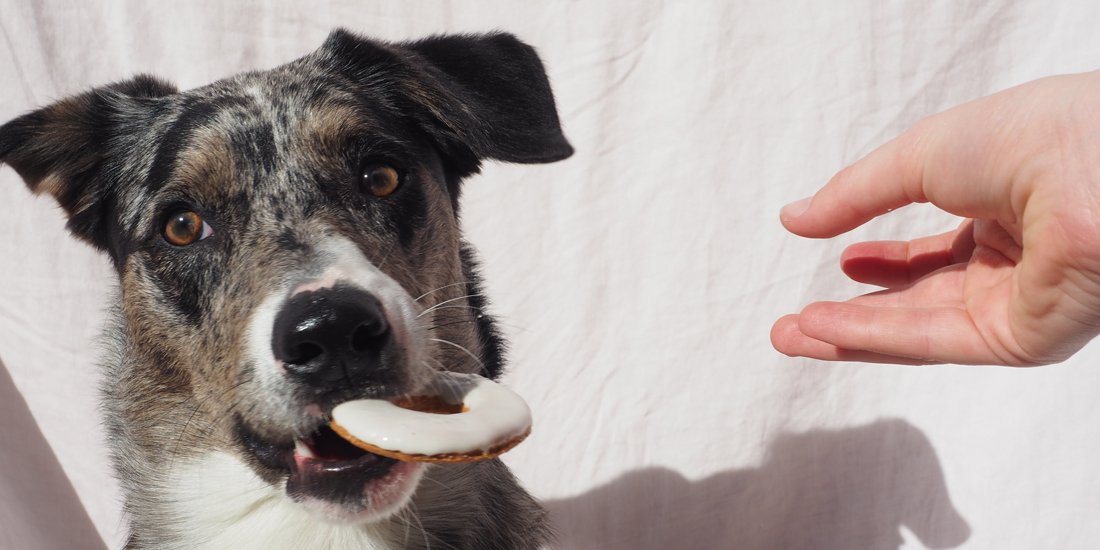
{"left": 0, "top": 30, "right": 570, "bottom": 525}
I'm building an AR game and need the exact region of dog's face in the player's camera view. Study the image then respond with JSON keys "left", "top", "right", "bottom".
{"left": 0, "top": 30, "right": 570, "bottom": 526}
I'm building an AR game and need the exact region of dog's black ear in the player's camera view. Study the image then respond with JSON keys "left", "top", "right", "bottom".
{"left": 0, "top": 75, "right": 176, "bottom": 249}
{"left": 322, "top": 30, "right": 573, "bottom": 177}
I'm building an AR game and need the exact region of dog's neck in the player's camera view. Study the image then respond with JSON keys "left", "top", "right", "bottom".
{"left": 153, "top": 451, "right": 400, "bottom": 550}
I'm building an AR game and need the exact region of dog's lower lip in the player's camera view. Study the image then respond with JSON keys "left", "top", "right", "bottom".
{"left": 285, "top": 427, "right": 405, "bottom": 511}
{"left": 293, "top": 440, "right": 394, "bottom": 474}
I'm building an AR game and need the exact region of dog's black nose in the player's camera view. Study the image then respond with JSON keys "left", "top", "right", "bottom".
{"left": 271, "top": 286, "right": 393, "bottom": 388}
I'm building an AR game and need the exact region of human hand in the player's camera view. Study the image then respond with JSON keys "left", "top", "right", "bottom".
{"left": 771, "top": 72, "right": 1100, "bottom": 366}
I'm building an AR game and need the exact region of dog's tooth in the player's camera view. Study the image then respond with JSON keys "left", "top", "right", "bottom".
{"left": 294, "top": 439, "right": 316, "bottom": 459}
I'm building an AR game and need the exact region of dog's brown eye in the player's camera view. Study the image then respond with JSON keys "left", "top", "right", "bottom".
{"left": 164, "top": 211, "right": 213, "bottom": 246}
{"left": 360, "top": 163, "right": 400, "bottom": 197}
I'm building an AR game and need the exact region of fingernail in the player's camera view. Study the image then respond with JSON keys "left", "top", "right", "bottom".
{"left": 780, "top": 196, "right": 812, "bottom": 221}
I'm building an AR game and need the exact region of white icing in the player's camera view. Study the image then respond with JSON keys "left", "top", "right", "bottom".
{"left": 331, "top": 373, "right": 532, "bottom": 457}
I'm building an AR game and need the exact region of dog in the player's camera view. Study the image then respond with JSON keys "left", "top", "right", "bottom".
{"left": 0, "top": 29, "right": 571, "bottom": 549}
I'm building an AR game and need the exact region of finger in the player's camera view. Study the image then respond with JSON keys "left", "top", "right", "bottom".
{"left": 781, "top": 78, "right": 1052, "bottom": 239}
{"left": 780, "top": 123, "right": 934, "bottom": 238}
{"left": 796, "top": 301, "right": 1020, "bottom": 365}
{"left": 840, "top": 223, "right": 975, "bottom": 288}
{"left": 844, "top": 263, "right": 968, "bottom": 309}
{"left": 771, "top": 314, "right": 938, "bottom": 365}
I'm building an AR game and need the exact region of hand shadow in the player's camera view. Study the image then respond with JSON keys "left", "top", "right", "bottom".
{"left": 545, "top": 419, "right": 969, "bottom": 550}
{"left": 0, "top": 356, "right": 106, "bottom": 550}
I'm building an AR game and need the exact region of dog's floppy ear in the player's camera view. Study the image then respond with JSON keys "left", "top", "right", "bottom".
{"left": 0, "top": 75, "right": 176, "bottom": 249}
{"left": 322, "top": 30, "right": 573, "bottom": 177}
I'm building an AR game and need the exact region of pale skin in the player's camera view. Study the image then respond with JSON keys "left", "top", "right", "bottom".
{"left": 771, "top": 71, "right": 1100, "bottom": 366}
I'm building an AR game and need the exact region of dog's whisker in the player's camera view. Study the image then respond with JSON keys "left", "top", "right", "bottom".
{"left": 417, "top": 305, "right": 481, "bottom": 319}
{"left": 390, "top": 261, "right": 423, "bottom": 292}
{"left": 167, "top": 402, "right": 204, "bottom": 468}
{"left": 422, "top": 358, "right": 476, "bottom": 400}
{"left": 416, "top": 293, "right": 485, "bottom": 318}
{"left": 413, "top": 281, "right": 473, "bottom": 303}
{"left": 166, "top": 376, "right": 253, "bottom": 468}
{"left": 425, "top": 312, "right": 528, "bottom": 333}
{"left": 417, "top": 309, "right": 482, "bottom": 321}
{"left": 400, "top": 506, "right": 412, "bottom": 548}
{"left": 420, "top": 359, "right": 444, "bottom": 375}
{"left": 417, "top": 474, "right": 455, "bottom": 493}
{"left": 418, "top": 318, "right": 480, "bottom": 332}
{"left": 428, "top": 306, "right": 521, "bottom": 323}
{"left": 417, "top": 359, "right": 472, "bottom": 406}
{"left": 404, "top": 499, "right": 461, "bottom": 550}
{"left": 374, "top": 240, "right": 398, "bottom": 272}
{"left": 435, "top": 366, "right": 470, "bottom": 395}
{"left": 406, "top": 501, "right": 431, "bottom": 550}
{"left": 428, "top": 338, "right": 487, "bottom": 373}
{"left": 420, "top": 359, "right": 478, "bottom": 400}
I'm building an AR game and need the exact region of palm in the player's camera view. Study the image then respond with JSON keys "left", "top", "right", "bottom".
{"left": 846, "top": 221, "right": 1030, "bottom": 364}
{"left": 779, "top": 210, "right": 1100, "bottom": 365}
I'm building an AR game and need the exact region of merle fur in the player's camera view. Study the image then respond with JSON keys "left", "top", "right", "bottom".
{"left": 0, "top": 29, "right": 571, "bottom": 549}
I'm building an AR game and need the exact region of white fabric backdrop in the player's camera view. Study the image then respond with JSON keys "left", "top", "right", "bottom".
{"left": 3, "top": 1, "right": 1100, "bottom": 548}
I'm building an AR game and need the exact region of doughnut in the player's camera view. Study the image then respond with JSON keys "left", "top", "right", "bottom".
{"left": 330, "top": 372, "right": 532, "bottom": 463}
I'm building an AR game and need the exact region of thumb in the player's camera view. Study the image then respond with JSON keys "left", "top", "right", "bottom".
{"left": 780, "top": 125, "right": 933, "bottom": 238}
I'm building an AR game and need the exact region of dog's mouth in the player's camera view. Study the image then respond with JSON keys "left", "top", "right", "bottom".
{"left": 236, "top": 417, "right": 423, "bottom": 524}
{"left": 294, "top": 423, "right": 379, "bottom": 464}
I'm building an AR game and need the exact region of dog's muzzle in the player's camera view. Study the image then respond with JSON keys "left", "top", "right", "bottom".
{"left": 271, "top": 285, "right": 398, "bottom": 392}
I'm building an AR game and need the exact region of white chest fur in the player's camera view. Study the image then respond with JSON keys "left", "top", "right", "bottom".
{"left": 162, "top": 451, "right": 396, "bottom": 550}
